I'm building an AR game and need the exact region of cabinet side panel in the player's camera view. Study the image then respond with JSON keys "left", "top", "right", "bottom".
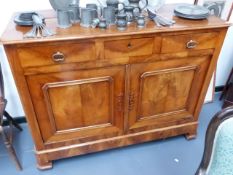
{"left": 194, "top": 29, "right": 228, "bottom": 120}
{"left": 3, "top": 45, "right": 45, "bottom": 150}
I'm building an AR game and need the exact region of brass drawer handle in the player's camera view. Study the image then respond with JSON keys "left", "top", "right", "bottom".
{"left": 186, "top": 40, "right": 198, "bottom": 49}
{"left": 52, "top": 52, "right": 65, "bottom": 62}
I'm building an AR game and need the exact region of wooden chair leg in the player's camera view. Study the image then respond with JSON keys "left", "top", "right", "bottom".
{"left": 3, "top": 111, "right": 23, "bottom": 131}
{"left": 0, "top": 126, "right": 22, "bottom": 170}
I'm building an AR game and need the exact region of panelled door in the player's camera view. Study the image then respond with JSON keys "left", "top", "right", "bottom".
{"left": 127, "top": 56, "right": 211, "bottom": 133}
{"left": 26, "top": 66, "right": 125, "bottom": 145}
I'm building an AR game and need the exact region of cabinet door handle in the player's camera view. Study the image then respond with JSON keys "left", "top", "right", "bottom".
{"left": 52, "top": 52, "right": 65, "bottom": 63}
{"left": 186, "top": 40, "right": 198, "bottom": 49}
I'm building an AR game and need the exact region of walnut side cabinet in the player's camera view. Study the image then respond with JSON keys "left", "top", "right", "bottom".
{"left": 1, "top": 7, "right": 229, "bottom": 169}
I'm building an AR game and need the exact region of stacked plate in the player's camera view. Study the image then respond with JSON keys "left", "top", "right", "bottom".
{"left": 174, "top": 4, "right": 210, "bottom": 20}
{"left": 14, "top": 12, "right": 45, "bottom": 26}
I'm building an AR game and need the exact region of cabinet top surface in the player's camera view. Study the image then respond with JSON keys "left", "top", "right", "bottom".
{"left": 1, "top": 4, "right": 230, "bottom": 45}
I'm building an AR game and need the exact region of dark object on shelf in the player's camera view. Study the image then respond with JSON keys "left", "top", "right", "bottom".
{"left": 0, "top": 63, "right": 23, "bottom": 170}
{"left": 195, "top": 106, "right": 233, "bottom": 175}
{"left": 220, "top": 68, "right": 233, "bottom": 108}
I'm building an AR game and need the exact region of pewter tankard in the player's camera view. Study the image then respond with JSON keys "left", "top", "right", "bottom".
{"left": 57, "top": 10, "right": 72, "bottom": 28}
{"left": 86, "top": 4, "right": 98, "bottom": 18}
{"left": 103, "top": 6, "right": 116, "bottom": 25}
{"left": 80, "top": 8, "right": 97, "bottom": 27}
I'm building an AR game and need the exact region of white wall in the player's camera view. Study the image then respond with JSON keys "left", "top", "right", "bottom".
{"left": 0, "top": 46, "right": 24, "bottom": 116}
{"left": 0, "top": 0, "right": 232, "bottom": 117}
{"left": 0, "top": 1, "right": 51, "bottom": 35}
{"left": 0, "top": 1, "right": 51, "bottom": 117}
{"left": 197, "top": 0, "right": 233, "bottom": 87}
{"left": 216, "top": 18, "right": 233, "bottom": 86}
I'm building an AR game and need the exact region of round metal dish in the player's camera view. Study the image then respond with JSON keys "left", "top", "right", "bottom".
{"left": 14, "top": 12, "right": 45, "bottom": 26}
{"left": 174, "top": 4, "right": 209, "bottom": 17}
{"left": 174, "top": 11, "right": 209, "bottom": 20}
{"left": 174, "top": 10, "right": 209, "bottom": 20}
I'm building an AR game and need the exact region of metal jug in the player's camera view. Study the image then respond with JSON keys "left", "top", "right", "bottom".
{"left": 106, "top": 0, "right": 125, "bottom": 13}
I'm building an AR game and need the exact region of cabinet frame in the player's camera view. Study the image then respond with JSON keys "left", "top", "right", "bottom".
{"left": 2, "top": 8, "right": 229, "bottom": 169}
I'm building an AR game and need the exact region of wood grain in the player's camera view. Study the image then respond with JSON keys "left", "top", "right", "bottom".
{"left": 128, "top": 56, "right": 210, "bottom": 133}
{"left": 161, "top": 32, "right": 218, "bottom": 53}
{"left": 18, "top": 40, "right": 96, "bottom": 68}
{"left": 26, "top": 66, "right": 125, "bottom": 143}
{"left": 104, "top": 37, "right": 154, "bottom": 59}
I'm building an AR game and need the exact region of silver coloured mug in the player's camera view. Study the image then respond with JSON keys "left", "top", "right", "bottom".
{"left": 86, "top": 3, "right": 98, "bottom": 18}
{"left": 69, "top": 4, "right": 80, "bottom": 24}
{"left": 124, "top": 6, "right": 134, "bottom": 24}
{"left": 57, "top": 10, "right": 72, "bottom": 28}
{"left": 137, "top": 14, "right": 145, "bottom": 28}
{"left": 103, "top": 6, "right": 116, "bottom": 25}
{"left": 80, "top": 8, "right": 97, "bottom": 27}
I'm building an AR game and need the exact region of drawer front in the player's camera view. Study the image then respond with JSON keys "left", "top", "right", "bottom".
{"left": 18, "top": 41, "right": 96, "bottom": 68}
{"left": 161, "top": 32, "right": 218, "bottom": 53}
{"left": 104, "top": 37, "right": 155, "bottom": 59}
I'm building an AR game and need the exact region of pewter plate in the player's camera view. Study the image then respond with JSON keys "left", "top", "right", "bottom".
{"left": 174, "top": 4, "right": 209, "bottom": 16}
{"left": 174, "top": 10, "right": 209, "bottom": 20}
{"left": 14, "top": 12, "right": 45, "bottom": 26}
{"left": 174, "top": 11, "right": 209, "bottom": 20}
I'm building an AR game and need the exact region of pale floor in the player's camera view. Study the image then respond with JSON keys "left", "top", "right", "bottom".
{"left": 0, "top": 93, "right": 223, "bottom": 175}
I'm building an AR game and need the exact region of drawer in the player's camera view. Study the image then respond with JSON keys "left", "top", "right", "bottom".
{"left": 161, "top": 32, "right": 218, "bottom": 53}
{"left": 17, "top": 41, "right": 96, "bottom": 68}
{"left": 104, "top": 37, "right": 155, "bottom": 59}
